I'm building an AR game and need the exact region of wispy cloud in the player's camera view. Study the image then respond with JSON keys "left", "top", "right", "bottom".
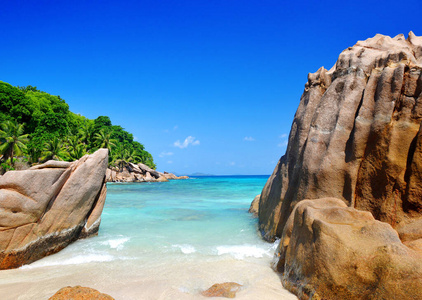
{"left": 278, "top": 133, "right": 289, "bottom": 148}
{"left": 174, "top": 136, "right": 200, "bottom": 149}
{"left": 164, "top": 125, "right": 179, "bottom": 133}
{"left": 167, "top": 160, "right": 173, "bottom": 164}
{"left": 159, "top": 151, "right": 174, "bottom": 157}
{"left": 243, "top": 136, "right": 255, "bottom": 142}
{"left": 278, "top": 141, "right": 288, "bottom": 147}
{"left": 229, "top": 161, "right": 236, "bottom": 166}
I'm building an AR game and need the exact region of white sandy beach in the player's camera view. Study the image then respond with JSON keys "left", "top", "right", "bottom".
{"left": 0, "top": 247, "right": 296, "bottom": 300}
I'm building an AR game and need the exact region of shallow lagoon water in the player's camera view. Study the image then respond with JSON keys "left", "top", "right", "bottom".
{"left": 0, "top": 176, "right": 296, "bottom": 299}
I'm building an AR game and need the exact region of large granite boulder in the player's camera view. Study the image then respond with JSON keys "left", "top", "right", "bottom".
{"left": 274, "top": 198, "right": 422, "bottom": 300}
{"left": 259, "top": 32, "right": 422, "bottom": 242}
{"left": 257, "top": 32, "right": 422, "bottom": 299}
{"left": 0, "top": 149, "right": 108, "bottom": 269}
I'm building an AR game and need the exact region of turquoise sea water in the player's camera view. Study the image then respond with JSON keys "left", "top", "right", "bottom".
{"left": 0, "top": 176, "right": 297, "bottom": 299}
{"left": 100, "top": 175, "right": 272, "bottom": 259}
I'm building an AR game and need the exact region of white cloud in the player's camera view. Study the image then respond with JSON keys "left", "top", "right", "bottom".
{"left": 164, "top": 126, "right": 179, "bottom": 133}
{"left": 134, "top": 136, "right": 138, "bottom": 141}
{"left": 277, "top": 140, "right": 288, "bottom": 147}
{"left": 159, "top": 151, "right": 174, "bottom": 157}
{"left": 174, "top": 136, "right": 200, "bottom": 149}
{"left": 243, "top": 136, "right": 255, "bottom": 142}
{"left": 229, "top": 161, "right": 236, "bottom": 166}
{"left": 167, "top": 160, "right": 173, "bottom": 164}
{"left": 278, "top": 133, "right": 289, "bottom": 148}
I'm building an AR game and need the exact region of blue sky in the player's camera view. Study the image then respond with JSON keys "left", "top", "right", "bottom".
{"left": 1, "top": 0, "right": 421, "bottom": 175}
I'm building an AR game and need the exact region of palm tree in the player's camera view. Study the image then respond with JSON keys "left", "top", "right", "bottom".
{"left": 26, "top": 146, "right": 42, "bottom": 165}
{"left": 41, "top": 137, "right": 68, "bottom": 161}
{"left": 94, "top": 129, "right": 117, "bottom": 154}
{"left": 68, "top": 143, "right": 87, "bottom": 160}
{"left": 66, "top": 135, "right": 80, "bottom": 152}
{"left": 0, "top": 120, "right": 29, "bottom": 166}
{"left": 111, "top": 147, "right": 142, "bottom": 171}
{"left": 78, "top": 122, "right": 94, "bottom": 149}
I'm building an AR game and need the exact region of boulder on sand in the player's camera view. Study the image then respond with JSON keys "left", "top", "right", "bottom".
{"left": 255, "top": 32, "right": 422, "bottom": 299}
{"left": 275, "top": 198, "right": 422, "bottom": 300}
{"left": 201, "top": 282, "right": 243, "bottom": 298}
{"left": 0, "top": 149, "right": 108, "bottom": 269}
{"left": 49, "top": 286, "right": 114, "bottom": 300}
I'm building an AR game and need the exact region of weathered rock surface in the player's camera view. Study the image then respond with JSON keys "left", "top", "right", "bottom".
{"left": 259, "top": 32, "right": 422, "bottom": 242}
{"left": 106, "top": 163, "right": 188, "bottom": 183}
{"left": 256, "top": 32, "right": 422, "bottom": 299}
{"left": 248, "top": 195, "right": 260, "bottom": 217}
{"left": 0, "top": 149, "right": 108, "bottom": 269}
{"left": 49, "top": 286, "right": 114, "bottom": 300}
{"left": 274, "top": 198, "right": 422, "bottom": 300}
{"left": 201, "top": 282, "right": 242, "bottom": 298}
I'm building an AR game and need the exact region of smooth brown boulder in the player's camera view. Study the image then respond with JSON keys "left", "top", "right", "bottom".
{"left": 274, "top": 198, "right": 422, "bottom": 300}
{"left": 163, "top": 171, "right": 178, "bottom": 179}
{"left": 49, "top": 286, "right": 114, "bottom": 300}
{"left": 201, "top": 282, "right": 242, "bottom": 298}
{"left": 258, "top": 32, "right": 422, "bottom": 242}
{"left": 248, "top": 195, "right": 260, "bottom": 217}
{"left": 0, "top": 149, "right": 108, "bottom": 269}
{"left": 156, "top": 175, "right": 169, "bottom": 182}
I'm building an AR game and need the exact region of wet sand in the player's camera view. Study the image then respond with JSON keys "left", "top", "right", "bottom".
{"left": 0, "top": 254, "right": 296, "bottom": 299}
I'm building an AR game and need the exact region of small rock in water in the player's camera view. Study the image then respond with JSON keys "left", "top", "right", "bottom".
{"left": 49, "top": 286, "right": 114, "bottom": 300}
{"left": 248, "top": 194, "right": 260, "bottom": 217}
{"left": 201, "top": 282, "right": 242, "bottom": 298}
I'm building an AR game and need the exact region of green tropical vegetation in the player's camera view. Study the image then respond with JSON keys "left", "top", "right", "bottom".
{"left": 0, "top": 81, "right": 156, "bottom": 173}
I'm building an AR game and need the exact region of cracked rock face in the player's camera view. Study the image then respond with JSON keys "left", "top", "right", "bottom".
{"left": 259, "top": 32, "right": 422, "bottom": 242}
{"left": 0, "top": 149, "right": 108, "bottom": 269}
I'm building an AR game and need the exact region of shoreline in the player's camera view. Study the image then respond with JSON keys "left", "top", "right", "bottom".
{"left": 0, "top": 175, "right": 297, "bottom": 299}
{"left": 0, "top": 255, "right": 296, "bottom": 299}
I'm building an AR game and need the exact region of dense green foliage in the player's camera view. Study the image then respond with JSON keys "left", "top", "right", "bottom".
{"left": 0, "top": 120, "right": 29, "bottom": 167}
{"left": 0, "top": 81, "right": 156, "bottom": 171}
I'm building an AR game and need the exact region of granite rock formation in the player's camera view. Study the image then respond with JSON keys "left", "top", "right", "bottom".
{"left": 259, "top": 32, "right": 422, "bottom": 242}
{"left": 106, "top": 162, "right": 188, "bottom": 182}
{"left": 0, "top": 149, "right": 108, "bottom": 269}
{"left": 257, "top": 32, "right": 422, "bottom": 299}
{"left": 248, "top": 195, "right": 260, "bottom": 217}
{"left": 274, "top": 198, "right": 422, "bottom": 299}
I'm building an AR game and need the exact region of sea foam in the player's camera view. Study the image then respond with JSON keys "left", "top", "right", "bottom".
{"left": 172, "top": 244, "right": 196, "bottom": 254}
{"left": 20, "top": 253, "right": 115, "bottom": 269}
{"left": 216, "top": 244, "right": 271, "bottom": 260}
{"left": 101, "top": 237, "right": 130, "bottom": 250}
